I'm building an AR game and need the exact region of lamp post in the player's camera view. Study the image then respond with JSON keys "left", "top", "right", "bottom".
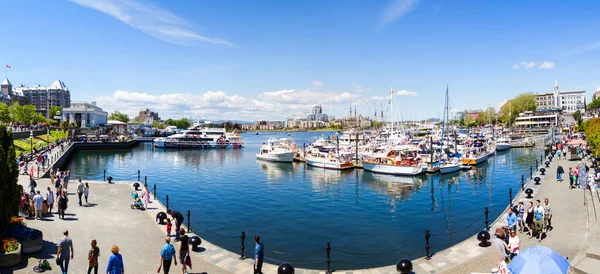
{"left": 29, "top": 130, "right": 33, "bottom": 153}
{"left": 47, "top": 127, "right": 49, "bottom": 144}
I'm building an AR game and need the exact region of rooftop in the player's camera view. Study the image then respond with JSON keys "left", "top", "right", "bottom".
{"left": 1, "top": 78, "right": 11, "bottom": 86}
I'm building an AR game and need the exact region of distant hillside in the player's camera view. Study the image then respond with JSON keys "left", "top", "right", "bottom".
{"left": 209, "top": 120, "right": 255, "bottom": 125}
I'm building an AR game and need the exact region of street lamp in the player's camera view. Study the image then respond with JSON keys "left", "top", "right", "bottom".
{"left": 29, "top": 130, "right": 33, "bottom": 153}
{"left": 47, "top": 127, "right": 50, "bottom": 144}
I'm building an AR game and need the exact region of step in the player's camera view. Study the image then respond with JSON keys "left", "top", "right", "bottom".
{"left": 586, "top": 246, "right": 600, "bottom": 260}
{"left": 571, "top": 257, "right": 600, "bottom": 274}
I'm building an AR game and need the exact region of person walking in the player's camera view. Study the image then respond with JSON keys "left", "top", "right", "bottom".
{"left": 254, "top": 235, "right": 264, "bottom": 274}
{"left": 556, "top": 165, "right": 564, "bottom": 182}
{"left": 28, "top": 176, "right": 37, "bottom": 195}
{"left": 142, "top": 184, "right": 150, "bottom": 210}
{"left": 87, "top": 239, "right": 100, "bottom": 274}
{"left": 77, "top": 179, "right": 84, "bottom": 206}
{"left": 33, "top": 190, "right": 44, "bottom": 220}
{"left": 569, "top": 167, "right": 574, "bottom": 189}
{"left": 502, "top": 229, "right": 520, "bottom": 259}
{"left": 63, "top": 172, "right": 70, "bottom": 192}
{"left": 84, "top": 182, "right": 90, "bottom": 205}
{"left": 178, "top": 228, "right": 190, "bottom": 274}
{"left": 159, "top": 237, "right": 177, "bottom": 274}
{"left": 544, "top": 198, "right": 553, "bottom": 233}
{"left": 526, "top": 201, "right": 535, "bottom": 238}
{"left": 106, "top": 244, "right": 124, "bottom": 274}
{"left": 534, "top": 199, "right": 545, "bottom": 242}
{"left": 167, "top": 210, "right": 184, "bottom": 241}
{"left": 58, "top": 190, "right": 68, "bottom": 220}
{"left": 517, "top": 201, "right": 525, "bottom": 233}
{"left": 57, "top": 230, "right": 74, "bottom": 274}
{"left": 46, "top": 187, "right": 54, "bottom": 214}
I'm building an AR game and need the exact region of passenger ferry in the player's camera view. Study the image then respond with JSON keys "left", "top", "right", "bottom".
{"left": 153, "top": 125, "right": 243, "bottom": 149}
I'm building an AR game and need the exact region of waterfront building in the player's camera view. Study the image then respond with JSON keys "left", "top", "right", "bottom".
{"left": 11, "top": 80, "right": 71, "bottom": 118}
{"left": 592, "top": 87, "right": 600, "bottom": 100}
{"left": 535, "top": 81, "right": 585, "bottom": 114}
{"left": 137, "top": 109, "right": 160, "bottom": 125}
{"left": 514, "top": 110, "right": 559, "bottom": 127}
{"left": 61, "top": 101, "right": 108, "bottom": 127}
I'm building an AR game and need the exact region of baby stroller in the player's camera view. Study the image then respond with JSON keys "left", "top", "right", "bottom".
{"left": 130, "top": 191, "right": 144, "bottom": 210}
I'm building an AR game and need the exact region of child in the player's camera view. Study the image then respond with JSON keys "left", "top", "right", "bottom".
{"left": 84, "top": 183, "right": 90, "bottom": 205}
{"left": 498, "top": 256, "right": 510, "bottom": 274}
{"left": 166, "top": 218, "right": 172, "bottom": 237}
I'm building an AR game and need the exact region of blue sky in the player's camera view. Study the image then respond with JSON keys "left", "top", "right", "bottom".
{"left": 1, "top": 0, "right": 599, "bottom": 121}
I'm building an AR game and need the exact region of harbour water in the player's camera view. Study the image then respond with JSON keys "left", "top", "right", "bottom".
{"left": 65, "top": 132, "right": 542, "bottom": 269}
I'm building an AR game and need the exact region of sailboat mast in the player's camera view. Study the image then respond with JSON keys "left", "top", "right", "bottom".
{"left": 439, "top": 86, "right": 448, "bottom": 158}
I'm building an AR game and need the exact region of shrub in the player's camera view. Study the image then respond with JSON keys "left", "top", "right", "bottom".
{"left": 8, "top": 225, "right": 42, "bottom": 241}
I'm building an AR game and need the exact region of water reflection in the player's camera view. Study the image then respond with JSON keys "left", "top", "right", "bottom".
{"left": 256, "top": 160, "right": 296, "bottom": 182}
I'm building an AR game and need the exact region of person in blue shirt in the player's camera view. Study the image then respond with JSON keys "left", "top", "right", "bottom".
{"left": 254, "top": 235, "right": 264, "bottom": 274}
{"left": 106, "top": 244, "right": 124, "bottom": 274}
{"left": 505, "top": 207, "right": 517, "bottom": 231}
{"left": 160, "top": 237, "right": 177, "bottom": 274}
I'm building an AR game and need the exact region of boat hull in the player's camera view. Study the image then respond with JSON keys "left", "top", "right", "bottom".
{"left": 256, "top": 152, "right": 295, "bottom": 163}
{"left": 496, "top": 143, "right": 511, "bottom": 151}
{"left": 305, "top": 157, "right": 354, "bottom": 170}
{"left": 362, "top": 162, "right": 427, "bottom": 176}
{"left": 440, "top": 164, "right": 461, "bottom": 174}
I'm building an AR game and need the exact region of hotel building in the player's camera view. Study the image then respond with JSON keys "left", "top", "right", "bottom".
{"left": 3, "top": 79, "right": 71, "bottom": 118}
{"left": 535, "top": 81, "right": 585, "bottom": 114}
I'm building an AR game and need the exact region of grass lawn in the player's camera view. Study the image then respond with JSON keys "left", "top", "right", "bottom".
{"left": 14, "top": 130, "right": 69, "bottom": 156}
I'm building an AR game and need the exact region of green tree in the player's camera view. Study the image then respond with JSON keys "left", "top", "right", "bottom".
{"left": 573, "top": 110, "right": 583, "bottom": 128}
{"left": 499, "top": 93, "right": 537, "bottom": 126}
{"left": 165, "top": 119, "right": 175, "bottom": 126}
{"left": 0, "top": 102, "right": 10, "bottom": 123}
{"left": 0, "top": 125, "right": 20, "bottom": 229}
{"left": 175, "top": 118, "right": 191, "bottom": 129}
{"left": 49, "top": 106, "right": 62, "bottom": 124}
{"left": 109, "top": 110, "right": 130, "bottom": 123}
{"left": 11, "top": 104, "right": 38, "bottom": 124}
{"left": 588, "top": 97, "right": 600, "bottom": 110}
{"left": 151, "top": 120, "right": 165, "bottom": 129}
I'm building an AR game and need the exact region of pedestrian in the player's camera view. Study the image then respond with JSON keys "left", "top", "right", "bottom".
{"left": 502, "top": 229, "right": 520, "bottom": 259}
{"left": 569, "top": 167, "right": 574, "bottom": 189}
{"left": 167, "top": 210, "right": 184, "bottom": 241}
{"left": 504, "top": 207, "right": 517, "bottom": 231}
{"left": 33, "top": 190, "right": 44, "bottom": 220}
{"left": 517, "top": 201, "right": 525, "bottom": 233}
{"left": 159, "top": 237, "right": 177, "bottom": 274}
{"left": 556, "top": 165, "right": 564, "bottom": 182}
{"left": 544, "top": 198, "right": 553, "bottom": 233}
{"left": 57, "top": 230, "right": 74, "bottom": 274}
{"left": 58, "top": 190, "right": 68, "bottom": 220}
{"left": 141, "top": 184, "right": 150, "bottom": 210}
{"left": 254, "top": 234, "right": 264, "bottom": 274}
{"left": 526, "top": 201, "right": 534, "bottom": 238}
{"left": 534, "top": 199, "right": 545, "bottom": 242}
{"left": 574, "top": 166, "right": 580, "bottom": 186}
{"left": 84, "top": 182, "right": 90, "bottom": 205}
{"left": 557, "top": 149, "right": 561, "bottom": 160}
{"left": 55, "top": 174, "right": 62, "bottom": 197}
{"left": 178, "top": 228, "right": 190, "bottom": 274}
{"left": 63, "top": 172, "right": 70, "bottom": 191}
{"left": 166, "top": 218, "right": 172, "bottom": 237}
{"left": 28, "top": 176, "right": 37, "bottom": 195}
{"left": 87, "top": 239, "right": 100, "bottom": 274}
{"left": 46, "top": 187, "right": 54, "bottom": 213}
{"left": 106, "top": 244, "right": 124, "bottom": 274}
{"left": 77, "top": 179, "right": 84, "bottom": 206}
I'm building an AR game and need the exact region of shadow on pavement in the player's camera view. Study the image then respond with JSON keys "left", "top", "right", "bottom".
{"left": 0, "top": 240, "right": 58, "bottom": 274}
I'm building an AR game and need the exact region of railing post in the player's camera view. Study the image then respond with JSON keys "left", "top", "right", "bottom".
{"left": 326, "top": 241, "right": 331, "bottom": 273}
{"left": 187, "top": 210, "right": 191, "bottom": 232}
{"left": 509, "top": 188, "right": 513, "bottom": 208}
{"left": 530, "top": 166, "right": 533, "bottom": 178}
{"left": 536, "top": 159, "right": 538, "bottom": 169}
{"left": 144, "top": 176, "right": 147, "bottom": 186}
{"left": 521, "top": 175, "right": 525, "bottom": 190}
{"left": 138, "top": 170, "right": 140, "bottom": 181}
{"left": 425, "top": 230, "right": 431, "bottom": 260}
{"left": 153, "top": 184, "right": 156, "bottom": 200}
{"left": 166, "top": 195, "right": 169, "bottom": 211}
{"left": 240, "top": 231, "right": 246, "bottom": 260}
{"left": 485, "top": 207, "right": 489, "bottom": 231}
{"left": 103, "top": 169, "right": 106, "bottom": 181}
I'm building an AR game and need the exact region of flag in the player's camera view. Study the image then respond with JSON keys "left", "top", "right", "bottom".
{"left": 5, "top": 65, "right": 10, "bottom": 68}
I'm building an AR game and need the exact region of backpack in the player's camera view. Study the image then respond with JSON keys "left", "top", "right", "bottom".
{"left": 32, "top": 180, "right": 37, "bottom": 188}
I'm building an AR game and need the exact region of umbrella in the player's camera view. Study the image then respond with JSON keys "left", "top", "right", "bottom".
{"left": 508, "top": 246, "right": 569, "bottom": 274}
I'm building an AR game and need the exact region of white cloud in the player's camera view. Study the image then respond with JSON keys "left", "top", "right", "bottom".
{"left": 312, "top": 81, "right": 324, "bottom": 88}
{"left": 352, "top": 83, "right": 373, "bottom": 93}
{"left": 379, "top": 0, "right": 421, "bottom": 27}
{"left": 512, "top": 64, "right": 520, "bottom": 70}
{"left": 512, "top": 61, "right": 536, "bottom": 69}
{"left": 396, "top": 90, "right": 418, "bottom": 96}
{"left": 538, "top": 61, "right": 555, "bottom": 69}
{"left": 69, "top": 0, "right": 234, "bottom": 47}
{"left": 566, "top": 40, "right": 600, "bottom": 56}
{"left": 371, "top": 96, "right": 389, "bottom": 101}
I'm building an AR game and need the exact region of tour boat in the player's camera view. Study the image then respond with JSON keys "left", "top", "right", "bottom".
{"left": 305, "top": 148, "right": 354, "bottom": 170}
{"left": 153, "top": 125, "right": 243, "bottom": 149}
{"left": 256, "top": 138, "right": 297, "bottom": 163}
{"left": 496, "top": 137, "right": 511, "bottom": 151}
{"left": 362, "top": 146, "right": 428, "bottom": 176}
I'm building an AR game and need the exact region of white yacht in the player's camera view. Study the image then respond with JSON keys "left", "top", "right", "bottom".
{"left": 439, "top": 157, "right": 462, "bottom": 174}
{"left": 362, "top": 146, "right": 428, "bottom": 176}
{"left": 496, "top": 137, "right": 511, "bottom": 151}
{"left": 153, "top": 125, "right": 243, "bottom": 149}
{"left": 256, "top": 138, "right": 297, "bottom": 163}
{"left": 305, "top": 148, "right": 354, "bottom": 170}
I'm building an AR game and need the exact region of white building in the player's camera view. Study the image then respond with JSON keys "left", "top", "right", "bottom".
{"left": 62, "top": 101, "right": 108, "bottom": 127}
{"left": 514, "top": 111, "right": 559, "bottom": 127}
{"left": 535, "top": 81, "right": 586, "bottom": 114}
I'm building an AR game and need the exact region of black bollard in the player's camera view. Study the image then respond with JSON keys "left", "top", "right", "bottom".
{"left": 278, "top": 263, "right": 295, "bottom": 274}
{"left": 187, "top": 210, "right": 191, "bottom": 232}
{"left": 138, "top": 170, "right": 140, "bottom": 181}
{"left": 425, "top": 230, "right": 431, "bottom": 260}
{"left": 166, "top": 195, "right": 169, "bottom": 211}
{"left": 240, "top": 231, "right": 246, "bottom": 260}
{"left": 485, "top": 207, "right": 489, "bottom": 231}
{"left": 509, "top": 188, "right": 513, "bottom": 207}
{"left": 153, "top": 184, "right": 156, "bottom": 200}
{"left": 521, "top": 175, "right": 525, "bottom": 190}
{"left": 103, "top": 169, "right": 106, "bottom": 181}
{"left": 326, "top": 241, "right": 331, "bottom": 273}
{"left": 396, "top": 258, "right": 413, "bottom": 274}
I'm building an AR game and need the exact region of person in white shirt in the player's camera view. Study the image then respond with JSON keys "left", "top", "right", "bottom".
{"left": 77, "top": 179, "right": 84, "bottom": 206}
{"left": 33, "top": 191, "right": 45, "bottom": 219}
{"left": 503, "top": 229, "right": 520, "bottom": 258}
{"left": 46, "top": 187, "right": 54, "bottom": 213}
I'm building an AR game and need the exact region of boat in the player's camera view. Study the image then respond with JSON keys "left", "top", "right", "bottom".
{"left": 305, "top": 148, "right": 354, "bottom": 170}
{"left": 440, "top": 157, "right": 462, "bottom": 174}
{"left": 496, "top": 137, "right": 511, "bottom": 151}
{"left": 256, "top": 138, "right": 297, "bottom": 163}
{"left": 461, "top": 137, "right": 495, "bottom": 165}
{"left": 153, "top": 125, "right": 243, "bottom": 149}
{"left": 362, "top": 146, "right": 428, "bottom": 176}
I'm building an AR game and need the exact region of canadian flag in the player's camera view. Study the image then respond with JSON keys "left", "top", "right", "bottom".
{"left": 5, "top": 65, "right": 10, "bottom": 68}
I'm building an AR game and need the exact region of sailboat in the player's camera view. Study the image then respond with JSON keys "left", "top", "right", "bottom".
{"left": 439, "top": 86, "right": 461, "bottom": 174}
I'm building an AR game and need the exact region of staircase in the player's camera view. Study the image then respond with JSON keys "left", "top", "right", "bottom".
{"left": 571, "top": 247, "right": 600, "bottom": 274}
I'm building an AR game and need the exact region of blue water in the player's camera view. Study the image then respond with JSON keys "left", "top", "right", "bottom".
{"left": 65, "top": 132, "right": 542, "bottom": 270}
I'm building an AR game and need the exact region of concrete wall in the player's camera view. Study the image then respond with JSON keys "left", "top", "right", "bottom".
{"left": 53, "top": 141, "right": 138, "bottom": 170}
{"left": 12, "top": 129, "right": 48, "bottom": 140}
